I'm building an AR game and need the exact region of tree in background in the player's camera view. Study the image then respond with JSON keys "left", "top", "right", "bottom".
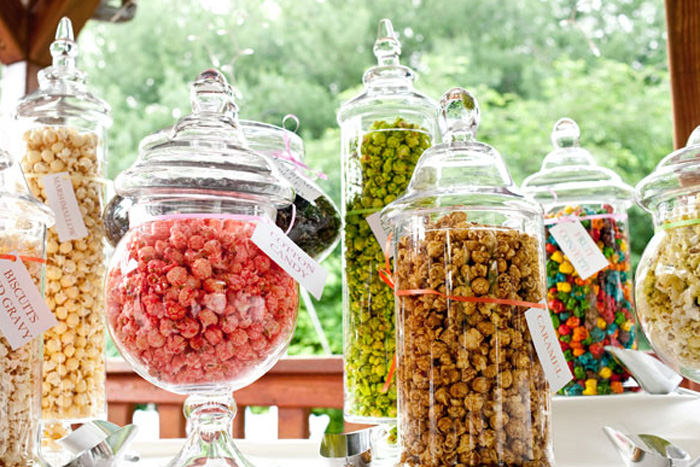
{"left": 79, "top": 0, "right": 671, "bottom": 356}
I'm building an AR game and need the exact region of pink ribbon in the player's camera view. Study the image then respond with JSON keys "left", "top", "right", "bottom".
{"left": 136, "top": 213, "right": 268, "bottom": 227}
{"left": 272, "top": 114, "right": 328, "bottom": 181}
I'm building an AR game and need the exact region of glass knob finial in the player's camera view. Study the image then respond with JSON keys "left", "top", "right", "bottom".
{"left": 551, "top": 118, "right": 581, "bottom": 148}
{"left": 50, "top": 17, "right": 78, "bottom": 67}
{"left": 191, "top": 68, "right": 238, "bottom": 115}
{"left": 439, "top": 87, "right": 480, "bottom": 142}
{"left": 374, "top": 19, "right": 401, "bottom": 67}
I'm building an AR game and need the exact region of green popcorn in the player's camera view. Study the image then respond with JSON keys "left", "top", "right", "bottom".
{"left": 343, "top": 118, "right": 431, "bottom": 421}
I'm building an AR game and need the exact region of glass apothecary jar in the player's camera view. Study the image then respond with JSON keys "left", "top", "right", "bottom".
{"left": 636, "top": 125, "right": 700, "bottom": 383}
{"left": 382, "top": 89, "right": 554, "bottom": 467}
{"left": 0, "top": 147, "right": 54, "bottom": 467}
{"left": 106, "top": 69, "right": 298, "bottom": 466}
{"left": 12, "top": 17, "right": 111, "bottom": 436}
{"left": 104, "top": 121, "right": 341, "bottom": 261}
{"left": 338, "top": 18, "right": 438, "bottom": 423}
{"left": 521, "top": 118, "right": 636, "bottom": 396}
{"left": 240, "top": 120, "right": 341, "bottom": 261}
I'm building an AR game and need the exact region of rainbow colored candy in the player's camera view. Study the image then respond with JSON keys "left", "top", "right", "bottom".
{"left": 545, "top": 204, "right": 636, "bottom": 395}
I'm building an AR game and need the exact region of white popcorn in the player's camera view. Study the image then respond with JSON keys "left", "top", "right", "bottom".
{"left": 638, "top": 196, "right": 700, "bottom": 370}
{"left": 0, "top": 239, "right": 43, "bottom": 466}
{"left": 22, "top": 126, "right": 107, "bottom": 427}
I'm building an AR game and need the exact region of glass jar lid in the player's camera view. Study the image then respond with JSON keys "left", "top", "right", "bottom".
{"left": 14, "top": 17, "right": 111, "bottom": 128}
{"left": 115, "top": 69, "right": 294, "bottom": 207}
{"left": 636, "top": 125, "right": 700, "bottom": 211}
{"left": 521, "top": 118, "right": 633, "bottom": 205}
{"left": 337, "top": 19, "right": 435, "bottom": 123}
{"left": 382, "top": 88, "right": 537, "bottom": 222}
{"left": 0, "top": 147, "right": 54, "bottom": 226}
{"left": 240, "top": 119, "right": 305, "bottom": 166}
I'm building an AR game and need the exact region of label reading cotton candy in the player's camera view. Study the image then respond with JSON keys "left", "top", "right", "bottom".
{"left": 251, "top": 221, "right": 328, "bottom": 300}
{"left": 366, "top": 211, "right": 393, "bottom": 257}
{"left": 549, "top": 220, "right": 609, "bottom": 280}
{"left": 42, "top": 172, "right": 89, "bottom": 242}
{"left": 525, "top": 303, "right": 573, "bottom": 393}
{"left": 0, "top": 254, "right": 57, "bottom": 350}
{"left": 273, "top": 160, "right": 323, "bottom": 202}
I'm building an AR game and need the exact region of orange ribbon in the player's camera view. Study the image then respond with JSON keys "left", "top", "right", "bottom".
{"left": 381, "top": 354, "right": 396, "bottom": 394}
{"left": 378, "top": 232, "right": 545, "bottom": 309}
{"left": 0, "top": 254, "right": 46, "bottom": 264}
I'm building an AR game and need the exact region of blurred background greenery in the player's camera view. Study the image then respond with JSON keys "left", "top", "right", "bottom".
{"left": 79, "top": 0, "right": 670, "bottom": 359}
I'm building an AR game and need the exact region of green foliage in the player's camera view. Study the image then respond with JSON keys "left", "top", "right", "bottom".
{"left": 78, "top": 0, "right": 669, "bottom": 372}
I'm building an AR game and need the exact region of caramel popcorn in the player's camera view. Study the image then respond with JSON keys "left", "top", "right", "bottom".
{"left": 395, "top": 212, "right": 553, "bottom": 467}
{"left": 21, "top": 126, "right": 106, "bottom": 422}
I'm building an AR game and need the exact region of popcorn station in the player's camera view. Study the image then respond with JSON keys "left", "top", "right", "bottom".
{"left": 0, "top": 6, "right": 699, "bottom": 467}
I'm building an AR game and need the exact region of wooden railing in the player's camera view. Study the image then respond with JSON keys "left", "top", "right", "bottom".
{"left": 107, "top": 355, "right": 700, "bottom": 439}
{"left": 106, "top": 356, "right": 369, "bottom": 438}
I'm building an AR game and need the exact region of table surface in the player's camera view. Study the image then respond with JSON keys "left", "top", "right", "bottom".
{"left": 131, "top": 391, "right": 700, "bottom": 467}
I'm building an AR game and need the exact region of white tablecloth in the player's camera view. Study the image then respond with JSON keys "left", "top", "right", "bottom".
{"left": 132, "top": 391, "right": 700, "bottom": 467}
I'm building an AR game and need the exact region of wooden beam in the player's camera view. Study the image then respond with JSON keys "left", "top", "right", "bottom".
{"left": 28, "top": 0, "right": 102, "bottom": 66}
{"left": 665, "top": 0, "right": 700, "bottom": 148}
{"left": 0, "top": 0, "right": 27, "bottom": 64}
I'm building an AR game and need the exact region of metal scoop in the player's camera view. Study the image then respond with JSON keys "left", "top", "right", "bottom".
{"left": 604, "top": 426, "right": 700, "bottom": 467}
{"left": 605, "top": 347, "right": 684, "bottom": 395}
{"left": 320, "top": 427, "right": 378, "bottom": 467}
{"left": 51, "top": 420, "right": 138, "bottom": 467}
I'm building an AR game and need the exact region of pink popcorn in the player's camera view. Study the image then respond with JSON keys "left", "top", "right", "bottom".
{"left": 106, "top": 217, "right": 298, "bottom": 387}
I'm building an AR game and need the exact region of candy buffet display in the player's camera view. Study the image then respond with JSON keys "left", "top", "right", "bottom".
{"left": 636, "top": 125, "right": 700, "bottom": 383}
{"left": 522, "top": 118, "right": 636, "bottom": 396}
{"left": 382, "top": 89, "right": 554, "bottom": 467}
{"left": 0, "top": 147, "right": 55, "bottom": 467}
{"left": 338, "top": 18, "right": 438, "bottom": 422}
{"left": 241, "top": 120, "right": 341, "bottom": 261}
{"left": 106, "top": 68, "right": 298, "bottom": 466}
{"left": 12, "top": 17, "right": 111, "bottom": 432}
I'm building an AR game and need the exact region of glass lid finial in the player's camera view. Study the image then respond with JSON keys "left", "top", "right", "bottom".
{"left": 551, "top": 117, "right": 581, "bottom": 149}
{"left": 190, "top": 68, "right": 238, "bottom": 116}
{"left": 439, "top": 87, "right": 480, "bottom": 142}
{"left": 374, "top": 19, "right": 401, "bottom": 67}
{"left": 51, "top": 17, "right": 78, "bottom": 70}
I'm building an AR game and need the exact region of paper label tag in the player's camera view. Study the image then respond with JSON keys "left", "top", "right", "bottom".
{"left": 273, "top": 160, "right": 323, "bottom": 202}
{"left": 0, "top": 254, "right": 57, "bottom": 350}
{"left": 525, "top": 304, "right": 573, "bottom": 393}
{"left": 366, "top": 211, "right": 393, "bottom": 257}
{"left": 549, "top": 220, "right": 609, "bottom": 280}
{"left": 42, "top": 173, "right": 88, "bottom": 242}
{"left": 251, "top": 221, "right": 328, "bottom": 300}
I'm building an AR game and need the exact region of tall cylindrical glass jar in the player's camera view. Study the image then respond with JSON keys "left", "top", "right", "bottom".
{"left": 12, "top": 17, "right": 112, "bottom": 441}
{"left": 521, "top": 119, "right": 636, "bottom": 396}
{"left": 338, "top": 18, "right": 438, "bottom": 423}
{"left": 636, "top": 125, "right": 700, "bottom": 383}
{"left": 382, "top": 89, "right": 554, "bottom": 467}
{"left": 0, "top": 148, "right": 54, "bottom": 467}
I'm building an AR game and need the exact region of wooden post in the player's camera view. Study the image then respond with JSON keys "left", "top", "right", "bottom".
{"left": 665, "top": 0, "right": 700, "bottom": 148}
{"left": 0, "top": 0, "right": 103, "bottom": 110}
{"left": 278, "top": 408, "right": 311, "bottom": 439}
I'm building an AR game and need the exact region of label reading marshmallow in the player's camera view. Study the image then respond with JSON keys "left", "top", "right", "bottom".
{"left": 366, "top": 211, "right": 393, "bottom": 258}
{"left": 42, "top": 172, "right": 88, "bottom": 242}
{"left": 273, "top": 160, "right": 323, "bottom": 202}
{"left": 251, "top": 221, "right": 328, "bottom": 300}
{"left": 525, "top": 304, "right": 573, "bottom": 393}
{"left": 0, "top": 254, "right": 57, "bottom": 350}
{"left": 549, "top": 220, "right": 609, "bottom": 280}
